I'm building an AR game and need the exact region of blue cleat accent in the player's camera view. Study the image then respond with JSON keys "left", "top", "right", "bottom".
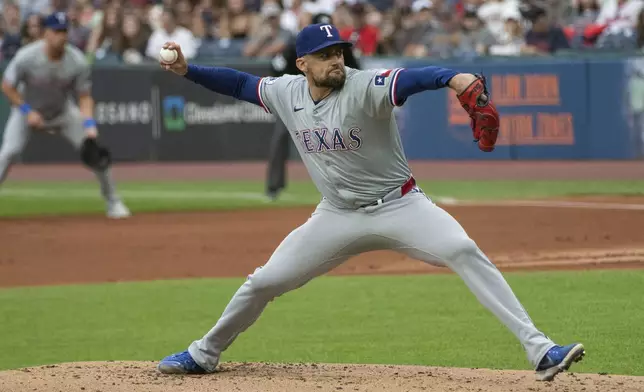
{"left": 157, "top": 350, "right": 207, "bottom": 375}
{"left": 536, "top": 343, "right": 585, "bottom": 381}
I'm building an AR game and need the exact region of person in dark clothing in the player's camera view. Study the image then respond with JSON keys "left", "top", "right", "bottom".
{"left": 265, "top": 13, "right": 361, "bottom": 201}
{"left": 524, "top": 7, "right": 570, "bottom": 53}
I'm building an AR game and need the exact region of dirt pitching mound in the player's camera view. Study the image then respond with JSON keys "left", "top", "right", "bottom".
{"left": 1, "top": 362, "right": 643, "bottom": 392}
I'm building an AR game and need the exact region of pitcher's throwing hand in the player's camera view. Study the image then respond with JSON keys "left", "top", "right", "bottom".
{"left": 159, "top": 42, "right": 188, "bottom": 76}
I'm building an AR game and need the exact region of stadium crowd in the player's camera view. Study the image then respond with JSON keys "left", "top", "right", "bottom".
{"left": 0, "top": 0, "right": 643, "bottom": 63}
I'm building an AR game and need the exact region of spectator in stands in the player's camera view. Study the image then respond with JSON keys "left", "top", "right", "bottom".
{"left": 50, "top": 0, "right": 71, "bottom": 14}
{"left": 192, "top": 0, "right": 223, "bottom": 40}
{"left": 420, "top": 0, "right": 473, "bottom": 57}
{"left": 2, "top": 1, "right": 22, "bottom": 37}
{"left": 455, "top": 0, "right": 485, "bottom": 16}
{"left": 332, "top": 1, "right": 354, "bottom": 31}
{"left": 428, "top": 0, "right": 452, "bottom": 17}
{"left": 364, "top": 2, "right": 385, "bottom": 27}
{"left": 595, "top": 0, "right": 644, "bottom": 49}
{"left": 371, "top": 0, "right": 396, "bottom": 12}
{"left": 488, "top": 7, "right": 527, "bottom": 55}
{"left": 428, "top": 13, "right": 478, "bottom": 58}
{"left": 13, "top": 0, "right": 51, "bottom": 19}
{"left": 564, "top": 0, "right": 602, "bottom": 48}
{"left": 242, "top": 3, "right": 291, "bottom": 57}
{"left": 128, "top": 0, "right": 153, "bottom": 25}
{"left": 86, "top": 3, "right": 123, "bottom": 60}
{"left": 571, "top": 0, "right": 600, "bottom": 26}
{"left": 477, "top": 0, "right": 520, "bottom": 42}
{"left": 219, "top": 0, "right": 258, "bottom": 41}
{"left": 77, "top": 0, "right": 101, "bottom": 28}
{"left": 174, "top": 0, "right": 194, "bottom": 29}
{"left": 394, "top": 0, "right": 435, "bottom": 57}
{"left": 378, "top": 6, "right": 416, "bottom": 55}
{"left": 523, "top": 0, "right": 570, "bottom": 25}
{"left": 113, "top": 12, "right": 151, "bottom": 63}
{"left": 524, "top": 7, "right": 570, "bottom": 53}
{"left": 67, "top": 2, "right": 92, "bottom": 51}
{"left": 0, "top": 3, "right": 26, "bottom": 62}
{"left": 339, "top": 2, "right": 380, "bottom": 56}
{"left": 597, "top": 0, "right": 644, "bottom": 33}
{"left": 461, "top": 9, "right": 497, "bottom": 54}
{"left": 300, "top": 0, "right": 336, "bottom": 16}
{"left": 147, "top": 0, "right": 167, "bottom": 31}
{"left": 0, "top": 17, "right": 21, "bottom": 62}
{"left": 145, "top": 8, "right": 198, "bottom": 60}
{"left": 20, "top": 13, "right": 44, "bottom": 46}
{"left": 280, "top": 0, "right": 306, "bottom": 35}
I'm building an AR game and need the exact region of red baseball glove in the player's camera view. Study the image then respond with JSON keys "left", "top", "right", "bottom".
{"left": 456, "top": 74, "right": 499, "bottom": 152}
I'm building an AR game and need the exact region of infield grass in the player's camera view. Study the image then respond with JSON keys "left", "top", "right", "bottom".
{"left": 1, "top": 179, "right": 644, "bottom": 217}
{"left": 0, "top": 269, "right": 642, "bottom": 376}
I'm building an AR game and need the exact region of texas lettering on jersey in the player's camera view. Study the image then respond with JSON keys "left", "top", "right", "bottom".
{"left": 258, "top": 66, "right": 410, "bottom": 209}
{"left": 294, "top": 127, "right": 362, "bottom": 153}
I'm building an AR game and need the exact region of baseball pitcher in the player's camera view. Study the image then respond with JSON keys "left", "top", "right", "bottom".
{"left": 156, "top": 23, "right": 585, "bottom": 382}
{"left": 0, "top": 12, "right": 130, "bottom": 219}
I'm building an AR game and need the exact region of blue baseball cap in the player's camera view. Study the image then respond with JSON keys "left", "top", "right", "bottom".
{"left": 295, "top": 23, "right": 352, "bottom": 58}
{"left": 43, "top": 12, "right": 69, "bottom": 31}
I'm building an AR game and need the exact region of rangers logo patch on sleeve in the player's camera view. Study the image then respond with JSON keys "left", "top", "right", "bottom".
{"left": 374, "top": 69, "right": 392, "bottom": 86}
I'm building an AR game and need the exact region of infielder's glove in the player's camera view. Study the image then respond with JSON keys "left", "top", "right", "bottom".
{"left": 456, "top": 74, "right": 499, "bottom": 152}
{"left": 80, "top": 138, "right": 111, "bottom": 171}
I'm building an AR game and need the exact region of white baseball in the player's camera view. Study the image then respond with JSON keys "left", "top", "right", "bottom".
{"left": 159, "top": 48, "right": 178, "bottom": 64}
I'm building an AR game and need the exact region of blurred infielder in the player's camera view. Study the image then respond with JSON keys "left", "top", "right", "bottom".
{"left": 157, "top": 23, "right": 585, "bottom": 382}
{"left": 0, "top": 12, "right": 130, "bottom": 219}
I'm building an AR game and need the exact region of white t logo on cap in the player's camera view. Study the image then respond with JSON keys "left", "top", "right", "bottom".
{"left": 320, "top": 25, "right": 333, "bottom": 38}
{"left": 56, "top": 12, "right": 65, "bottom": 23}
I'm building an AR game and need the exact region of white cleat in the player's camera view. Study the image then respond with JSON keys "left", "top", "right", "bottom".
{"left": 106, "top": 201, "right": 131, "bottom": 219}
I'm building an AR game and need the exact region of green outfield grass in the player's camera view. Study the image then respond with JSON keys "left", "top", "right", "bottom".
{"left": 1, "top": 179, "right": 644, "bottom": 217}
{"left": 2, "top": 180, "right": 643, "bottom": 377}
{"left": 0, "top": 270, "right": 642, "bottom": 375}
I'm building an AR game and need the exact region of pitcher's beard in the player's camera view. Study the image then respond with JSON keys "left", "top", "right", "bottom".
{"left": 313, "top": 70, "right": 346, "bottom": 89}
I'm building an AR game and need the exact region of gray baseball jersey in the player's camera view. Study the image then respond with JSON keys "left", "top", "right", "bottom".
{"left": 258, "top": 67, "right": 411, "bottom": 209}
{"left": 2, "top": 40, "right": 91, "bottom": 122}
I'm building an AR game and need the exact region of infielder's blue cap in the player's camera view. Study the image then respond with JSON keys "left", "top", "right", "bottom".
{"left": 295, "top": 23, "right": 352, "bottom": 58}
{"left": 43, "top": 12, "right": 68, "bottom": 31}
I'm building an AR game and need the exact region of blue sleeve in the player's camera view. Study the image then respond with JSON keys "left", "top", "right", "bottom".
{"left": 394, "top": 66, "right": 459, "bottom": 104}
{"left": 183, "top": 64, "right": 261, "bottom": 106}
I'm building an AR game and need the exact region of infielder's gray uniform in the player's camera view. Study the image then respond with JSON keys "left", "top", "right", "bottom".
{"left": 188, "top": 67, "right": 556, "bottom": 371}
{"left": 0, "top": 40, "right": 119, "bottom": 203}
